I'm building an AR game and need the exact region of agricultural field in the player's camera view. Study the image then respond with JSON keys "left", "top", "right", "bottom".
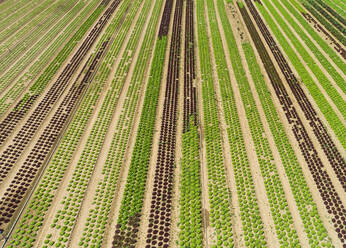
{"left": 0, "top": 0, "right": 344, "bottom": 247}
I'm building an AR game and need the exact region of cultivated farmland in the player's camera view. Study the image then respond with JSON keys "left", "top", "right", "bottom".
{"left": 0, "top": 0, "right": 345, "bottom": 247}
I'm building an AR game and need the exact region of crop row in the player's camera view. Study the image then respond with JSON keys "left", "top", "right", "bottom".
{"left": 112, "top": 0, "right": 173, "bottom": 246}
{"left": 0, "top": 0, "right": 96, "bottom": 104}
{"left": 259, "top": 0, "right": 346, "bottom": 113}
{"left": 242, "top": 37, "right": 332, "bottom": 246}
{"left": 195, "top": 0, "right": 234, "bottom": 246}
{"left": 303, "top": 0, "right": 346, "bottom": 37}
{"left": 39, "top": 0, "right": 155, "bottom": 246}
{"left": 319, "top": 0, "right": 346, "bottom": 18}
{"left": 0, "top": 0, "right": 103, "bottom": 145}
{"left": 0, "top": 0, "right": 76, "bottom": 77}
{"left": 254, "top": 0, "right": 346, "bottom": 190}
{"left": 208, "top": 0, "right": 269, "bottom": 246}
{"left": 177, "top": 0, "right": 203, "bottom": 246}
{"left": 0, "top": 0, "right": 30, "bottom": 21}
{"left": 241, "top": 11, "right": 333, "bottom": 242}
{"left": 73, "top": 0, "right": 166, "bottom": 247}
{"left": 0, "top": 0, "right": 121, "bottom": 236}
{"left": 269, "top": 0, "right": 345, "bottom": 91}
{"left": 0, "top": 0, "right": 46, "bottom": 42}
{"left": 254, "top": 1, "right": 346, "bottom": 150}
{"left": 299, "top": 0, "right": 346, "bottom": 46}
{"left": 243, "top": 0, "right": 346, "bottom": 244}
{"left": 143, "top": 0, "right": 183, "bottom": 246}
{"left": 281, "top": 0, "right": 346, "bottom": 63}
{"left": 314, "top": 0, "right": 346, "bottom": 26}
{"left": 6, "top": 0, "right": 132, "bottom": 244}
{"left": 238, "top": 3, "right": 332, "bottom": 246}
{"left": 301, "top": 11, "right": 346, "bottom": 59}
{"left": 213, "top": 0, "right": 306, "bottom": 245}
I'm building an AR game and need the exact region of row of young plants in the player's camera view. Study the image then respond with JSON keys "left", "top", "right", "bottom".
{"left": 0, "top": 0, "right": 90, "bottom": 96}
{"left": 241, "top": 41, "right": 333, "bottom": 247}
{"left": 178, "top": 0, "right": 203, "bottom": 246}
{"left": 304, "top": 0, "right": 346, "bottom": 35}
{"left": 260, "top": 0, "right": 346, "bottom": 113}
{"left": 5, "top": 0, "right": 129, "bottom": 247}
{"left": 41, "top": 0, "right": 150, "bottom": 246}
{"left": 254, "top": 1, "right": 346, "bottom": 149}
{"left": 113, "top": 4, "right": 171, "bottom": 240}
{"left": 271, "top": 0, "right": 346, "bottom": 91}
{"left": 0, "top": 0, "right": 29, "bottom": 20}
{"left": 299, "top": 0, "right": 346, "bottom": 45}
{"left": 242, "top": 0, "right": 346, "bottom": 243}
{"left": 320, "top": 0, "right": 346, "bottom": 17}
{"left": 0, "top": 0, "right": 75, "bottom": 74}
{"left": 314, "top": 0, "right": 346, "bottom": 26}
{"left": 76, "top": 0, "right": 165, "bottom": 246}
{"left": 279, "top": 0, "right": 345, "bottom": 76}
{"left": 0, "top": 0, "right": 44, "bottom": 42}
{"left": 196, "top": 0, "right": 234, "bottom": 246}
{"left": 0, "top": 0, "right": 102, "bottom": 118}
{"left": 212, "top": 0, "right": 305, "bottom": 246}
{"left": 178, "top": 120, "right": 203, "bottom": 247}
{"left": 208, "top": 0, "right": 269, "bottom": 246}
